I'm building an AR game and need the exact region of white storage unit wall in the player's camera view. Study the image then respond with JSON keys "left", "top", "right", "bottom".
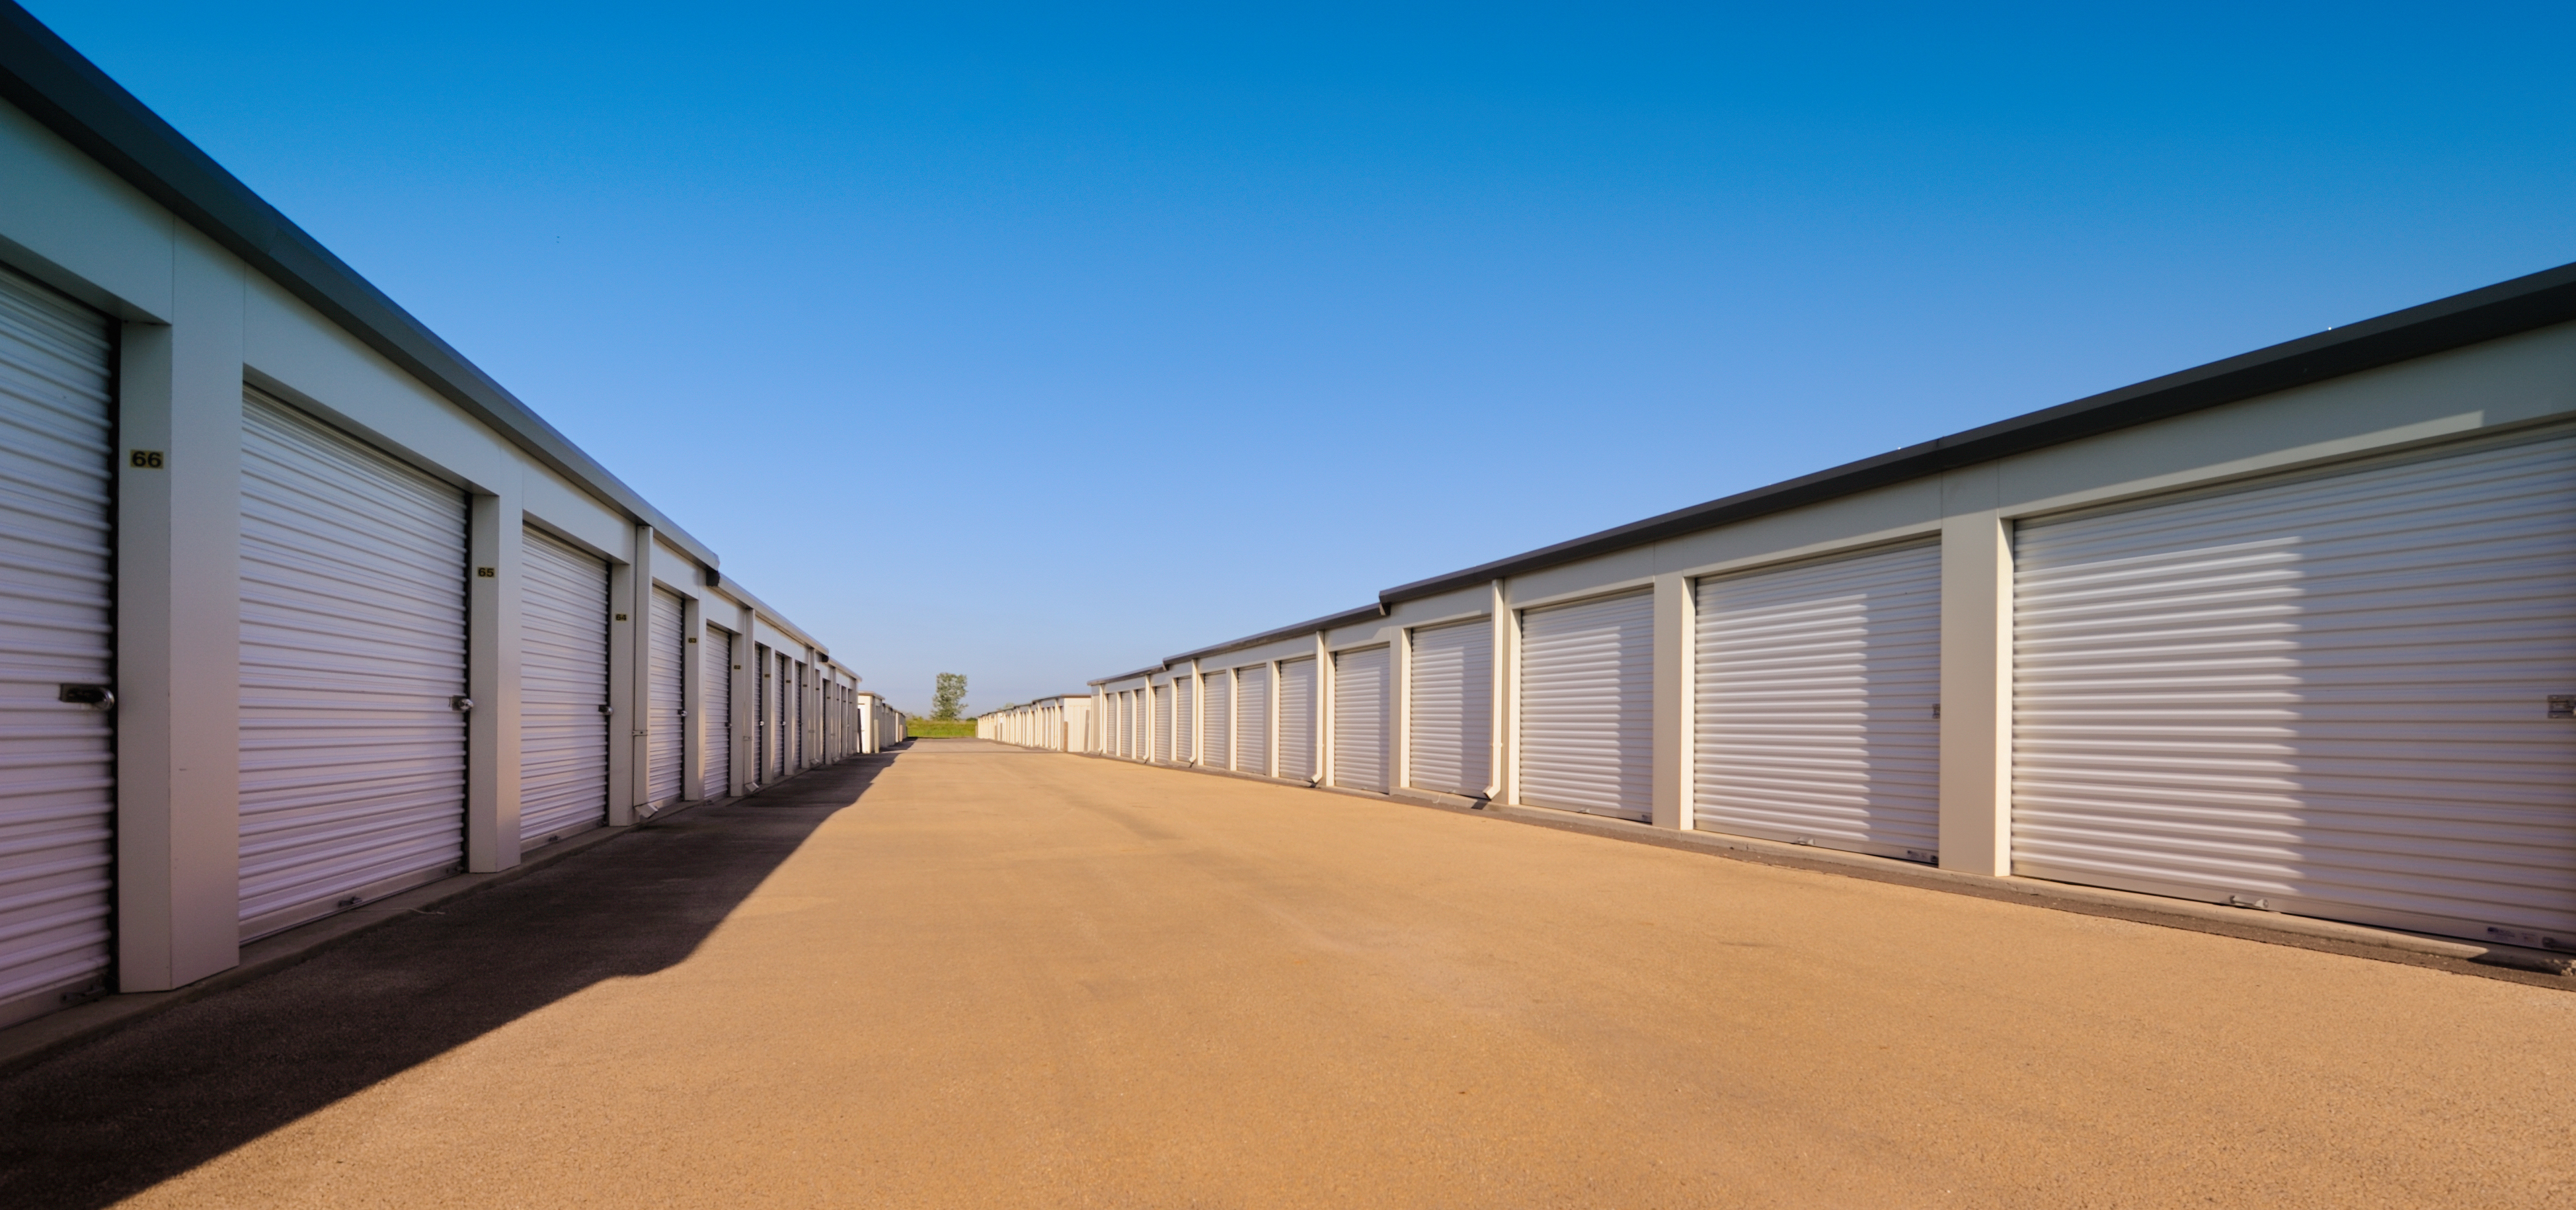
{"left": 1278, "top": 657, "right": 1318, "bottom": 783}
{"left": 1203, "top": 670, "right": 1232, "bottom": 769}
{"left": 1518, "top": 590, "right": 1655, "bottom": 821}
{"left": 1331, "top": 646, "right": 1392, "bottom": 792}
{"left": 1235, "top": 665, "right": 1272, "bottom": 776}
{"left": 1406, "top": 620, "right": 1493, "bottom": 797}
{"left": 1694, "top": 543, "right": 1942, "bottom": 862}
{"left": 0, "top": 266, "right": 115, "bottom": 1026}
{"left": 703, "top": 626, "right": 734, "bottom": 799}
{"left": 237, "top": 389, "right": 470, "bottom": 939}
{"left": 2012, "top": 434, "right": 2576, "bottom": 948}
{"left": 518, "top": 529, "right": 610, "bottom": 845}
{"left": 645, "top": 587, "right": 684, "bottom": 807}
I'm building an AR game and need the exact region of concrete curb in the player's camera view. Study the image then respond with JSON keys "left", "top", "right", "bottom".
{"left": 1063, "top": 746, "right": 2576, "bottom": 987}
{"left": 0, "top": 788, "right": 746, "bottom": 1080}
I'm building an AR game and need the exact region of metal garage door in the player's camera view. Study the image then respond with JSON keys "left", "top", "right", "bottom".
{"left": 1279, "top": 658, "right": 1317, "bottom": 781}
{"left": 1203, "top": 670, "right": 1232, "bottom": 769}
{"left": 703, "top": 626, "right": 733, "bottom": 798}
{"left": 1408, "top": 619, "right": 1493, "bottom": 797}
{"left": 645, "top": 587, "right": 683, "bottom": 806}
{"left": 1694, "top": 544, "right": 1941, "bottom": 862}
{"left": 1332, "top": 645, "right": 1391, "bottom": 792}
{"left": 0, "top": 266, "right": 114, "bottom": 1025}
{"left": 1236, "top": 665, "right": 1272, "bottom": 776}
{"left": 1173, "top": 674, "right": 1195, "bottom": 764}
{"left": 1153, "top": 684, "right": 1172, "bottom": 762}
{"left": 239, "top": 389, "right": 467, "bottom": 938}
{"left": 2013, "top": 434, "right": 2576, "bottom": 948}
{"left": 792, "top": 659, "right": 807, "bottom": 770}
{"left": 519, "top": 528, "right": 609, "bottom": 845}
{"left": 1519, "top": 590, "right": 1655, "bottom": 821}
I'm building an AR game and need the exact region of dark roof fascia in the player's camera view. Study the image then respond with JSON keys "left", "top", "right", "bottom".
{"left": 0, "top": 2, "right": 721, "bottom": 569}
{"left": 1381, "top": 259, "right": 2576, "bottom": 605}
{"left": 1161, "top": 602, "right": 1386, "bottom": 666}
{"left": 1087, "top": 666, "right": 1165, "bottom": 688}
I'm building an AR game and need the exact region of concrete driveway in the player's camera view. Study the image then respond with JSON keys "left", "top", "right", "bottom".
{"left": 3, "top": 739, "right": 2571, "bottom": 1207}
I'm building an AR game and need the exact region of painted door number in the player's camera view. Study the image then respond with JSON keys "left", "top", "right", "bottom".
{"left": 129, "top": 450, "right": 163, "bottom": 467}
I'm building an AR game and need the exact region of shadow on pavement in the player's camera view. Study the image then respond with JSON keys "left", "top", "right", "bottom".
{"left": 0, "top": 750, "right": 907, "bottom": 1209}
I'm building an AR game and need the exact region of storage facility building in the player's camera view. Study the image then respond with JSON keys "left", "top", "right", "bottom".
{"left": 1005, "top": 260, "right": 2576, "bottom": 961}
{"left": 0, "top": 7, "right": 875, "bottom": 1031}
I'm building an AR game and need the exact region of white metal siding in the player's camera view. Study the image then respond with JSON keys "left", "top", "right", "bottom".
{"left": 0, "top": 267, "right": 114, "bottom": 1020}
{"left": 1518, "top": 590, "right": 1655, "bottom": 821}
{"left": 518, "top": 528, "right": 609, "bottom": 844}
{"left": 1235, "top": 665, "right": 1272, "bottom": 776}
{"left": 1694, "top": 544, "right": 1942, "bottom": 862}
{"left": 1153, "top": 684, "right": 1172, "bottom": 762}
{"left": 1173, "top": 675, "right": 1195, "bottom": 763}
{"left": 703, "top": 627, "right": 733, "bottom": 798}
{"left": 239, "top": 390, "right": 467, "bottom": 937}
{"left": 1278, "top": 659, "right": 1317, "bottom": 781}
{"left": 2013, "top": 435, "right": 2576, "bottom": 948}
{"left": 1407, "top": 620, "right": 1493, "bottom": 797}
{"left": 1203, "top": 670, "right": 1232, "bottom": 769}
{"left": 645, "top": 587, "right": 683, "bottom": 805}
{"left": 1332, "top": 645, "right": 1391, "bottom": 792}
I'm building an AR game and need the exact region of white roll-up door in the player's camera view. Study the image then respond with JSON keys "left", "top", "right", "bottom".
{"left": 519, "top": 528, "right": 609, "bottom": 845}
{"left": 1236, "top": 665, "right": 1272, "bottom": 776}
{"left": 0, "top": 266, "right": 115, "bottom": 1024}
{"left": 1279, "top": 658, "right": 1317, "bottom": 781}
{"left": 1518, "top": 590, "right": 1655, "bottom": 821}
{"left": 1408, "top": 620, "right": 1493, "bottom": 797}
{"left": 1332, "top": 645, "right": 1391, "bottom": 792}
{"left": 1153, "top": 684, "right": 1172, "bottom": 762}
{"left": 646, "top": 587, "right": 683, "bottom": 805}
{"left": 1173, "top": 674, "right": 1195, "bottom": 763}
{"left": 239, "top": 389, "right": 467, "bottom": 938}
{"left": 1202, "top": 670, "right": 1233, "bottom": 768}
{"left": 1116, "top": 692, "right": 1131, "bottom": 757}
{"left": 2014, "top": 435, "right": 2576, "bottom": 948}
{"left": 703, "top": 626, "right": 734, "bottom": 798}
{"left": 1694, "top": 544, "right": 1941, "bottom": 862}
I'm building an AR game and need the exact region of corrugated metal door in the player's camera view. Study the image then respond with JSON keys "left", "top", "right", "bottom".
{"left": 1278, "top": 658, "right": 1317, "bottom": 781}
{"left": 1203, "top": 670, "right": 1232, "bottom": 769}
{"left": 1694, "top": 544, "right": 1941, "bottom": 862}
{"left": 702, "top": 626, "right": 733, "bottom": 798}
{"left": 1408, "top": 620, "right": 1493, "bottom": 797}
{"left": 1173, "top": 675, "right": 1194, "bottom": 763}
{"left": 645, "top": 587, "right": 683, "bottom": 805}
{"left": 1518, "top": 590, "right": 1654, "bottom": 821}
{"left": 1332, "top": 645, "right": 1391, "bottom": 791}
{"left": 239, "top": 389, "right": 467, "bottom": 938}
{"left": 1153, "top": 684, "right": 1172, "bottom": 762}
{"left": 0, "top": 266, "right": 115, "bottom": 1024}
{"left": 1122, "top": 692, "right": 1137, "bottom": 758}
{"left": 2013, "top": 435, "right": 2576, "bottom": 948}
{"left": 518, "top": 528, "right": 609, "bottom": 844}
{"left": 793, "top": 659, "right": 807, "bottom": 771}
{"left": 1236, "top": 665, "right": 1272, "bottom": 776}
{"left": 752, "top": 645, "right": 771, "bottom": 784}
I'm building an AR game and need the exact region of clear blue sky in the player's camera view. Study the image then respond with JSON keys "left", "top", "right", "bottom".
{"left": 32, "top": 2, "right": 2576, "bottom": 713}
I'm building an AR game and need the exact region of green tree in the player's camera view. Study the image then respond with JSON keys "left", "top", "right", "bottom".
{"left": 931, "top": 672, "right": 967, "bottom": 721}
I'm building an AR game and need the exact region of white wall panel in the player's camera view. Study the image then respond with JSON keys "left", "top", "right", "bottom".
{"left": 1407, "top": 619, "right": 1493, "bottom": 797}
{"left": 1694, "top": 544, "right": 1941, "bottom": 861}
{"left": 1518, "top": 590, "right": 1654, "bottom": 821}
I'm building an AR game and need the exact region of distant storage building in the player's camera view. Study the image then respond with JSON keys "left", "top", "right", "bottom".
{"left": 0, "top": 6, "right": 888, "bottom": 1031}
{"left": 990, "top": 260, "right": 2576, "bottom": 962}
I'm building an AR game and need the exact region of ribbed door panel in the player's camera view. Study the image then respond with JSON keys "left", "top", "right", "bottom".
{"left": 1235, "top": 665, "right": 1272, "bottom": 776}
{"left": 1203, "top": 671, "right": 1232, "bottom": 769}
{"left": 0, "top": 267, "right": 114, "bottom": 1022}
{"left": 1118, "top": 692, "right": 1134, "bottom": 758}
{"left": 1279, "top": 659, "right": 1317, "bottom": 781}
{"left": 703, "top": 627, "right": 733, "bottom": 797}
{"left": 1332, "top": 646, "right": 1391, "bottom": 791}
{"left": 1519, "top": 590, "right": 1654, "bottom": 821}
{"left": 519, "top": 528, "right": 608, "bottom": 844}
{"left": 2013, "top": 436, "right": 2576, "bottom": 946}
{"left": 1174, "top": 676, "right": 1195, "bottom": 763}
{"left": 239, "top": 391, "right": 467, "bottom": 937}
{"left": 1694, "top": 544, "right": 1941, "bottom": 861}
{"left": 1407, "top": 620, "right": 1492, "bottom": 797}
{"left": 646, "top": 587, "right": 683, "bottom": 805}
{"left": 1153, "top": 685, "right": 1172, "bottom": 762}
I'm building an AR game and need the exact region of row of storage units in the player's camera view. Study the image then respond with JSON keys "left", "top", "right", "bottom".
{"left": 986, "top": 263, "right": 2576, "bottom": 961}
{"left": 975, "top": 696, "right": 1091, "bottom": 750}
{"left": 0, "top": 20, "right": 888, "bottom": 1032}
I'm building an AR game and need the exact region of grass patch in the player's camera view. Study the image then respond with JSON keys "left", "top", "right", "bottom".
{"left": 906, "top": 719, "right": 978, "bottom": 739}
